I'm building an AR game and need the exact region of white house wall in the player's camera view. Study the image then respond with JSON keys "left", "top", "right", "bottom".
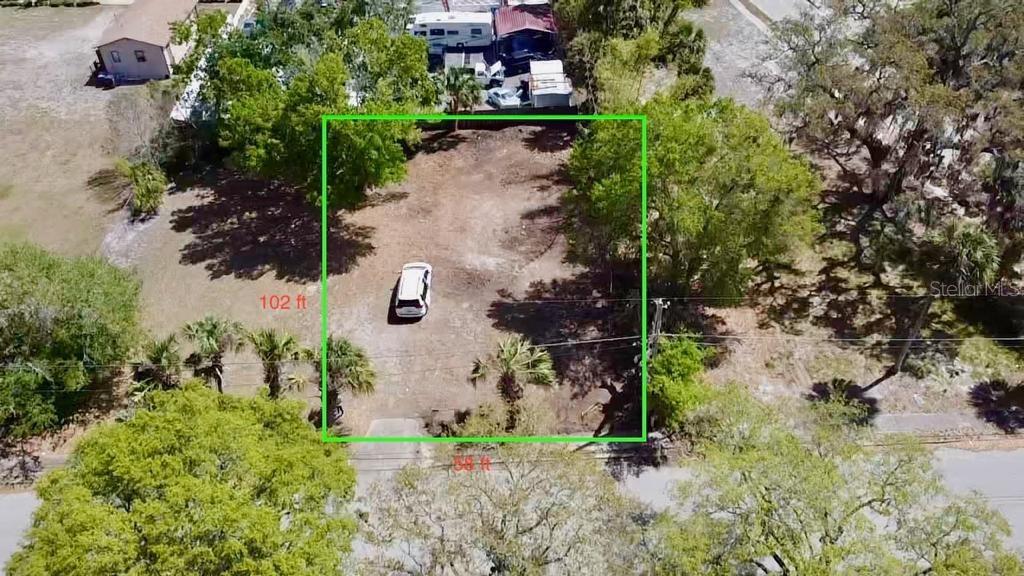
{"left": 98, "top": 38, "right": 171, "bottom": 80}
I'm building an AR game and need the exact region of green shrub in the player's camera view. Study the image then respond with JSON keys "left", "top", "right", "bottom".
{"left": 649, "top": 336, "right": 712, "bottom": 434}
{"left": 114, "top": 159, "right": 167, "bottom": 218}
{"left": 0, "top": 243, "right": 141, "bottom": 438}
{"left": 959, "top": 336, "right": 1023, "bottom": 380}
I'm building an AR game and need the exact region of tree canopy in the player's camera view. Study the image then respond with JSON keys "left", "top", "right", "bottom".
{"left": 0, "top": 243, "right": 141, "bottom": 438}
{"left": 557, "top": 0, "right": 711, "bottom": 110}
{"left": 362, "top": 445, "right": 640, "bottom": 575}
{"left": 6, "top": 384, "right": 357, "bottom": 576}
{"left": 652, "top": 389, "right": 1023, "bottom": 575}
{"left": 567, "top": 96, "right": 819, "bottom": 298}
{"left": 756, "top": 0, "right": 1024, "bottom": 269}
{"left": 208, "top": 14, "right": 436, "bottom": 206}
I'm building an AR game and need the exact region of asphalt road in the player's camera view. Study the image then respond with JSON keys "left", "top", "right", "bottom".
{"left": 0, "top": 492, "right": 39, "bottom": 567}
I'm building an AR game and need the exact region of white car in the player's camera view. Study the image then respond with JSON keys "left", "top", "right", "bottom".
{"left": 486, "top": 87, "right": 522, "bottom": 109}
{"left": 394, "top": 262, "right": 432, "bottom": 318}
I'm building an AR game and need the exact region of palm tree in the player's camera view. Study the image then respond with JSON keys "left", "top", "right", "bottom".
{"left": 865, "top": 221, "right": 1000, "bottom": 390}
{"left": 304, "top": 335, "right": 376, "bottom": 427}
{"left": 135, "top": 334, "right": 182, "bottom": 390}
{"left": 182, "top": 316, "right": 246, "bottom": 393}
{"left": 443, "top": 68, "right": 482, "bottom": 130}
{"left": 248, "top": 328, "right": 302, "bottom": 399}
{"left": 470, "top": 336, "right": 556, "bottom": 431}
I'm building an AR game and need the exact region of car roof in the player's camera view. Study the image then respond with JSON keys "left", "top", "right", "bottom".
{"left": 398, "top": 266, "right": 427, "bottom": 300}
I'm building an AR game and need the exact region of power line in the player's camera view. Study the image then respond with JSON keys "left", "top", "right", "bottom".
{"left": 662, "top": 333, "right": 1024, "bottom": 344}
{"left": 7, "top": 344, "right": 642, "bottom": 393}
{"left": 0, "top": 335, "right": 643, "bottom": 372}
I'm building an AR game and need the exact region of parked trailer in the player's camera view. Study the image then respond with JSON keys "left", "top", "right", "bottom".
{"left": 407, "top": 12, "right": 495, "bottom": 55}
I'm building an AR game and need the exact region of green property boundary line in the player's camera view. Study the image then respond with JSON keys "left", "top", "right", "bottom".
{"left": 320, "top": 113, "right": 648, "bottom": 444}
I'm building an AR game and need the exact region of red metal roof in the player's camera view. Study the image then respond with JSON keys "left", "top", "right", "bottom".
{"left": 494, "top": 5, "right": 557, "bottom": 36}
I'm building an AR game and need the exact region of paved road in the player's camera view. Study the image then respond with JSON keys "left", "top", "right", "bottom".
{"left": 686, "top": 0, "right": 771, "bottom": 108}
{"left": 935, "top": 448, "right": 1024, "bottom": 548}
{"left": 0, "top": 491, "right": 39, "bottom": 567}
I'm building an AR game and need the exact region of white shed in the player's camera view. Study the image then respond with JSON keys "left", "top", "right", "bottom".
{"left": 528, "top": 60, "right": 572, "bottom": 108}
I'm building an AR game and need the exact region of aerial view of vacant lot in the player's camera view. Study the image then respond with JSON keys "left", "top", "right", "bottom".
{"left": 326, "top": 126, "right": 638, "bottom": 434}
{"left": 7, "top": 0, "right": 1024, "bottom": 573}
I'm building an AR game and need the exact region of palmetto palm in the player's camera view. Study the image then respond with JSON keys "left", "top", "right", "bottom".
{"left": 470, "top": 336, "right": 556, "bottom": 431}
{"left": 248, "top": 328, "right": 302, "bottom": 399}
{"left": 304, "top": 335, "right": 376, "bottom": 427}
{"left": 868, "top": 221, "right": 1000, "bottom": 390}
{"left": 135, "top": 334, "right": 182, "bottom": 390}
{"left": 443, "top": 68, "right": 481, "bottom": 130}
{"left": 182, "top": 316, "right": 246, "bottom": 393}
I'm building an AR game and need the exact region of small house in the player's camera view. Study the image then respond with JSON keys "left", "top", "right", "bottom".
{"left": 95, "top": 0, "right": 199, "bottom": 82}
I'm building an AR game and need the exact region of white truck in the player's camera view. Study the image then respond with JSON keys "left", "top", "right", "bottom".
{"left": 407, "top": 12, "right": 495, "bottom": 55}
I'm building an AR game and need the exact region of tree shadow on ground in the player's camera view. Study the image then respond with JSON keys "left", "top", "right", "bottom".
{"left": 415, "top": 130, "right": 468, "bottom": 155}
{"left": 487, "top": 270, "right": 641, "bottom": 400}
{"left": 170, "top": 171, "right": 375, "bottom": 282}
{"left": 87, "top": 167, "right": 130, "bottom": 216}
{"left": 528, "top": 165, "right": 573, "bottom": 193}
{"left": 804, "top": 378, "right": 880, "bottom": 425}
{"left": 969, "top": 380, "right": 1024, "bottom": 433}
{"left": 603, "top": 440, "right": 669, "bottom": 481}
{"left": 523, "top": 123, "right": 577, "bottom": 153}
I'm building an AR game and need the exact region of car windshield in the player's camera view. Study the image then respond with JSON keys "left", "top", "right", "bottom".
{"left": 397, "top": 298, "right": 422, "bottom": 308}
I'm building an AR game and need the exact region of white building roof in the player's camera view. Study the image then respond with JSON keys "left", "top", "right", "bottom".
{"left": 99, "top": 0, "right": 197, "bottom": 47}
{"left": 529, "top": 60, "right": 572, "bottom": 95}
{"left": 411, "top": 11, "right": 493, "bottom": 26}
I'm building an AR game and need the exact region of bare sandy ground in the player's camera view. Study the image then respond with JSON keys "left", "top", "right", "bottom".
{"left": 0, "top": 6, "right": 143, "bottom": 254}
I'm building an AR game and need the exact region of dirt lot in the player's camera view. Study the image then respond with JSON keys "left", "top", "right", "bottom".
{"left": 0, "top": 6, "right": 149, "bottom": 254}
{"left": 126, "top": 126, "right": 634, "bottom": 435}
{"left": 329, "top": 127, "right": 638, "bottom": 434}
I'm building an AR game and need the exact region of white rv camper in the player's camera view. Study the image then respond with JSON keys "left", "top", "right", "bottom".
{"left": 407, "top": 12, "right": 495, "bottom": 54}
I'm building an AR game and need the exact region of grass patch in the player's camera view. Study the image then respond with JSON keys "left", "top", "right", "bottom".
{"left": 0, "top": 183, "right": 13, "bottom": 201}
{"left": 806, "top": 349, "right": 867, "bottom": 382}
{"left": 958, "top": 336, "right": 1023, "bottom": 381}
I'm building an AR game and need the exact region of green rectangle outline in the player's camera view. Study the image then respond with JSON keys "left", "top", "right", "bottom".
{"left": 321, "top": 113, "right": 648, "bottom": 443}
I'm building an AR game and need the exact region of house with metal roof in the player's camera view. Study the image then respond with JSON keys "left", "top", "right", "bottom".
{"left": 94, "top": 0, "right": 199, "bottom": 82}
{"left": 493, "top": 4, "right": 557, "bottom": 67}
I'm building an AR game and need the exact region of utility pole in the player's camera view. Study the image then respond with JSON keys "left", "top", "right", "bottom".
{"left": 649, "top": 298, "right": 668, "bottom": 359}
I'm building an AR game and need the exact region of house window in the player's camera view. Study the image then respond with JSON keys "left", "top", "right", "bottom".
{"left": 110, "top": 50, "right": 121, "bottom": 63}
{"left": 134, "top": 49, "right": 146, "bottom": 62}
{"left": 447, "top": 30, "right": 458, "bottom": 36}
{"left": 429, "top": 28, "right": 445, "bottom": 36}
{"left": 413, "top": 31, "right": 426, "bottom": 37}
{"left": 470, "top": 28, "right": 482, "bottom": 35}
